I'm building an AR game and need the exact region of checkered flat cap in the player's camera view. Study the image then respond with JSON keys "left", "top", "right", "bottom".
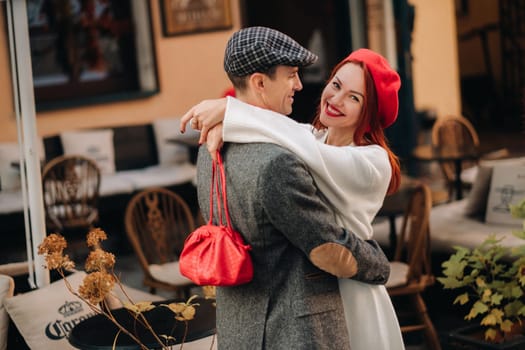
{"left": 224, "top": 26, "right": 318, "bottom": 77}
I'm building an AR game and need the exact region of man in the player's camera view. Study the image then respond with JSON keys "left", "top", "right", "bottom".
{"left": 191, "top": 27, "right": 389, "bottom": 349}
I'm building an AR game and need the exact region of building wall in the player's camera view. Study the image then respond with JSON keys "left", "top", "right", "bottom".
{"left": 0, "top": 5, "right": 16, "bottom": 142}
{"left": 0, "top": 0, "right": 461, "bottom": 142}
{"left": 410, "top": 0, "right": 462, "bottom": 118}
{"left": 0, "top": 0, "right": 241, "bottom": 142}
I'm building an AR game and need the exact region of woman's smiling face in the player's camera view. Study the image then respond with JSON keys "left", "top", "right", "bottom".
{"left": 319, "top": 62, "right": 365, "bottom": 133}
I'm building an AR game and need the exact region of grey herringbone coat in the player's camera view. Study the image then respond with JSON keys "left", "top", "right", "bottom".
{"left": 196, "top": 143, "right": 389, "bottom": 350}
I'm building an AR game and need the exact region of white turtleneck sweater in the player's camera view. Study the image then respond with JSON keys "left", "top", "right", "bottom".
{"left": 223, "top": 97, "right": 391, "bottom": 241}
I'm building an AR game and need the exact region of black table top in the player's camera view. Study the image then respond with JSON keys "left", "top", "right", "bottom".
{"left": 68, "top": 297, "right": 216, "bottom": 350}
{"left": 412, "top": 144, "right": 479, "bottom": 162}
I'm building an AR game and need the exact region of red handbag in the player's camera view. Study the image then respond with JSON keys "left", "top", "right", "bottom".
{"left": 179, "top": 151, "right": 253, "bottom": 286}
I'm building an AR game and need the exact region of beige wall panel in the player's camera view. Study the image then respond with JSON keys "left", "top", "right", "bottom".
{"left": 410, "top": 0, "right": 462, "bottom": 118}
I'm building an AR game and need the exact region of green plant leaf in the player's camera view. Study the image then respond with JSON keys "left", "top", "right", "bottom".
{"left": 490, "top": 293, "right": 503, "bottom": 306}
{"left": 441, "top": 255, "right": 467, "bottom": 278}
{"left": 439, "top": 220, "right": 525, "bottom": 332}
{"left": 511, "top": 245, "right": 525, "bottom": 257}
{"left": 476, "top": 277, "right": 487, "bottom": 288}
{"left": 450, "top": 246, "right": 471, "bottom": 257}
{"left": 437, "top": 276, "right": 468, "bottom": 289}
{"left": 509, "top": 198, "right": 525, "bottom": 219}
{"left": 513, "top": 230, "right": 525, "bottom": 240}
{"left": 481, "top": 314, "right": 497, "bottom": 326}
{"left": 511, "top": 286, "right": 523, "bottom": 298}
{"left": 485, "top": 327, "right": 498, "bottom": 341}
{"left": 482, "top": 235, "right": 505, "bottom": 247}
{"left": 454, "top": 292, "right": 469, "bottom": 305}
{"left": 504, "top": 300, "right": 524, "bottom": 317}
{"left": 519, "top": 304, "right": 525, "bottom": 317}
{"left": 466, "top": 301, "right": 489, "bottom": 320}
{"left": 501, "top": 319, "right": 514, "bottom": 333}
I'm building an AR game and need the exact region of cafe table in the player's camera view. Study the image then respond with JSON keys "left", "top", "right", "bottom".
{"left": 68, "top": 297, "right": 216, "bottom": 350}
{"left": 412, "top": 144, "right": 479, "bottom": 200}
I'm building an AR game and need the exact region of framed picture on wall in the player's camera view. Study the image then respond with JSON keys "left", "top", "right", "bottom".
{"left": 160, "top": 0, "right": 232, "bottom": 36}
{"left": 27, "top": 0, "right": 159, "bottom": 111}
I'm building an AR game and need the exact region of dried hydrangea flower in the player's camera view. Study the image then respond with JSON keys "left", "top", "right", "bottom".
{"left": 38, "top": 234, "right": 75, "bottom": 271}
{"left": 85, "top": 249, "right": 115, "bottom": 272}
{"left": 38, "top": 233, "right": 67, "bottom": 255}
{"left": 79, "top": 271, "right": 115, "bottom": 304}
{"left": 46, "top": 252, "right": 75, "bottom": 271}
{"left": 86, "top": 228, "right": 108, "bottom": 248}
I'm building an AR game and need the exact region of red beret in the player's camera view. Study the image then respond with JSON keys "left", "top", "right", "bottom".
{"left": 346, "top": 49, "right": 401, "bottom": 128}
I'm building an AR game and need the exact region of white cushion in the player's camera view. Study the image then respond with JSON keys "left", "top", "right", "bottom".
{"left": 183, "top": 335, "right": 217, "bottom": 350}
{"left": 152, "top": 118, "right": 199, "bottom": 166}
{"left": 122, "top": 164, "right": 197, "bottom": 190}
{"left": 0, "top": 262, "right": 30, "bottom": 277}
{"left": 385, "top": 261, "right": 409, "bottom": 288}
{"left": 463, "top": 164, "right": 493, "bottom": 217}
{"left": 485, "top": 164, "right": 525, "bottom": 225}
{"left": 60, "top": 129, "right": 116, "bottom": 174}
{"left": 4, "top": 271, "right": 166, "bottom": 350}
{"left": 0, "top": 190, "right": 24, "bottom": 214}
{"left": 373, "top": 199, "right": 525, "bottom": 254}
{"left": 460, "top": 165, "right": 478, "bottom": 185}
{"left": 0, "top": 139, "right": 46, "bottom": 192}
{"left": 464, "top": 157, "right": 525, "bottom": 217}
{"left": 0, "top": 142, "right": 21, "bottom": 191}
{"left": 431, "top": 199, "right": 525, "bottom": 252}
{"left": 0, "top": 275, "right": 14, "bottom": 350}
{"left": 149, "top": 261, "right": 194, "bottom": 286}
{"left": 99, "top": 173, "right": 135, "bottom": 196}
{"left": 4, "top": 271, "right": 94, "bottom": 350}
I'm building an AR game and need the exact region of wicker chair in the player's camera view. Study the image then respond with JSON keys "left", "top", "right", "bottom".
{"left": 124, "top": 187, "right": 196, "bottom": 298}
{"left": 42, "top": 155, "right": 101, "bottom": 233}
{"left": 386, "top": 183, "right": 442, "bottom": 350}
{"left": 431, "top": 115, "right": 480, "bottom": 200}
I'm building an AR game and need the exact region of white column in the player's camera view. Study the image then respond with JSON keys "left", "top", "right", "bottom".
{"left": 131, "top": 1, "right": 157, "bottom": 92}
{"left": 365, "top": 0, "right": 398, "bottom": 69}
{"left": 6, "top": 0, "right": 49, "bottom": 288}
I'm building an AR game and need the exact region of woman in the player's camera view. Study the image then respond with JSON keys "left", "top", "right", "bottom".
{"left": 182, "top": 48, "right": 404, "bottom": 350}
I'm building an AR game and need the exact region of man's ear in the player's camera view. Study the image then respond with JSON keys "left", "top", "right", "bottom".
{"left": 249, "top": 73, "right": 266, "bottom": 93}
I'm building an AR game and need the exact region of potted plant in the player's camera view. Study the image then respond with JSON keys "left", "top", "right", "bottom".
{"left": 438, "top": 198, "right": 525, "bottom": 349}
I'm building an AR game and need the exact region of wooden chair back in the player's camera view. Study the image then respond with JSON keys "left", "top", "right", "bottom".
{"left": 124, "top": 188, "right": 195, "bottom": 293}
{"left": 393, "top": 183, "right": 433, "bottom": 282}
{"left": 42, "top": 155, "right": 101, "bottom": 232}
{"left": 388, "top": 183, "right": 441, "bottom": 350}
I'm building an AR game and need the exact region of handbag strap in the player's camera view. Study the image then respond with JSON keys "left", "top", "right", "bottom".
{"left": 207, "top": 151, "right": 234, "bottom": 229}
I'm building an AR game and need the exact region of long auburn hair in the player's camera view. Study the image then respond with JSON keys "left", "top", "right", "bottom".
{"left": 312, "top": 59, "right": 401, "bottom": 195}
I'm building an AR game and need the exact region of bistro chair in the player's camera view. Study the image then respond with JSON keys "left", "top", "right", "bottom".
{"left": 431, "top": 115, "right": 480, "bottom": 200}
{"left": 386, "top": 183, "right": 442, "bottom": 350}
{"left": 42, "top": 155, "right": 101, "bottom": 234}
{"left": 124, "top": 187, "right": 196, "bottom": 298}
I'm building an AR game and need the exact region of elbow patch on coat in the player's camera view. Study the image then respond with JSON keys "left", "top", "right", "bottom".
{"left": 309, "top": 243, "right": 358, "bottom": 278}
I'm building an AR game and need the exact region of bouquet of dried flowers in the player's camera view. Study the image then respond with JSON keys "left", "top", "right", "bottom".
{"left": 38, "top": 228, "right": 216, "bottom": 350}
